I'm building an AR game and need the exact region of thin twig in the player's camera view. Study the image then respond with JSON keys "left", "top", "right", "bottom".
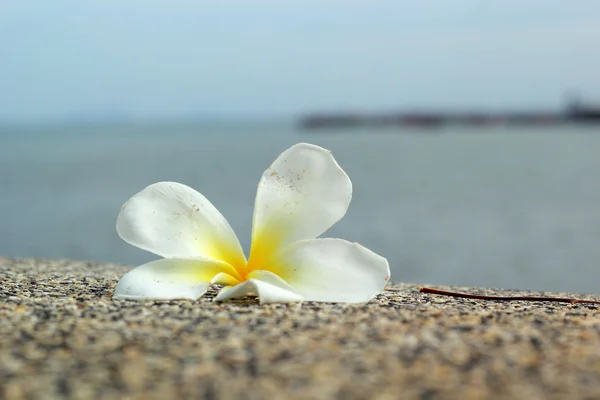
{"left": 419, "top": 287, "right": 600, "bottom": 305}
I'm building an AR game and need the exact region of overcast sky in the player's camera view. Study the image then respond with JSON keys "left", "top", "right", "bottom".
{"left": 1, "top": 1, "right": 600, "bottom": 122}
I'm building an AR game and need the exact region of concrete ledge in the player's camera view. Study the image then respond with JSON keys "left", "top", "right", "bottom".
{"left": 2, "top": 257, "right": 600, "bottom": 399}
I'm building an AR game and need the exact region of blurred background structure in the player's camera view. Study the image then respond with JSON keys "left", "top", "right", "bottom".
{"left": 1, "top": 1, "right": 600, "bottom": 292}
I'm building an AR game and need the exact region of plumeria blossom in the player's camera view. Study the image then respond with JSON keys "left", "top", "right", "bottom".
{"left": 113, "top": 143, "right": 390, "bottom": 304}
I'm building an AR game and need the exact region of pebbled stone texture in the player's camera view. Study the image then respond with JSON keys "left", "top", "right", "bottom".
{"left": 1, "top": 257, "right": 600, "bottom": 400}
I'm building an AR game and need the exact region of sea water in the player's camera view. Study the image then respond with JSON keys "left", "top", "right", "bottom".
{"left": 2, "top": 122, "right": 600, "bottom": 293}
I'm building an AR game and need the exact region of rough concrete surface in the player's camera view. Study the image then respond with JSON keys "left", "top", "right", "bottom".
{"left": 1, "top": 257, "right": 600, "bottom": 400}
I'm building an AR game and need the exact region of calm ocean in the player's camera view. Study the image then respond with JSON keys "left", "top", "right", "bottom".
{"left": 2, "top": 122, "right": 600, "bottom": 293}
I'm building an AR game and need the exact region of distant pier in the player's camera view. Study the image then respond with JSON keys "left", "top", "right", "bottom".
{"left": 298, "top": 103, "right": 600, "bottom": 131}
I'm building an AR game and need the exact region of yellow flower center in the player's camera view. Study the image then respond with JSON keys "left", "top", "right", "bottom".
{"left": 203, "top": 220, "right": 291, "bottom": 286}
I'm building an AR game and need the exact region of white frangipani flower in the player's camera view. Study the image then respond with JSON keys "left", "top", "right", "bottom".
{"left": 113, "top": 143, "right": 390, "bottom": 304}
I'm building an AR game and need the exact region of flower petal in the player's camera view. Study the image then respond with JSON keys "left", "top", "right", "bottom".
{"left": 117, "top": 182, "right": 246, "bottom": 270}
{"left": 249, "top": 143, "right": 352, "bottom": 269}
{"left": 247, "top": 269, "right": 298, "bottom": 292}
{"left": 214, "top": 270, "right": 304, "bottom": 304}
{"left": 113, "top": 258, "right": 233, "bottom": 300}
{"left": 265, "top": 238, "right": 390, "bottom": 303}
{"left": 210, "top": 272, "right": 240, "bottom": 286}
